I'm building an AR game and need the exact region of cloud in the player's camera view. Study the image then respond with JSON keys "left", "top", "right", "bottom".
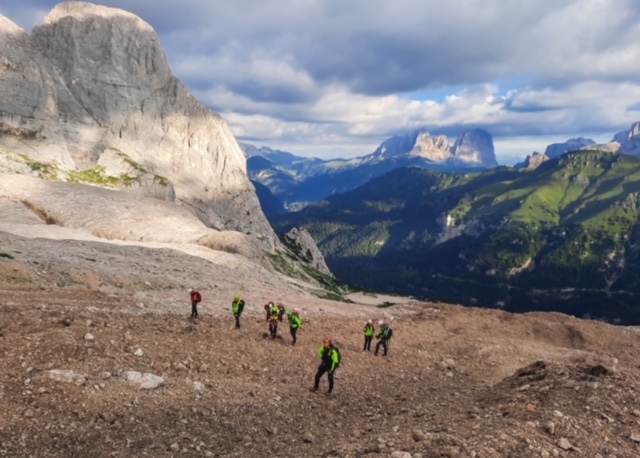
{"left": 2, "top": 0, "right": 640, "bottom": 162}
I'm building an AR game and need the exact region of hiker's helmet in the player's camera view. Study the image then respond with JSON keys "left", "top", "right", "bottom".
{"left": 367, "top": 319, "right": 373, "bottom": 325}
{"left": 323, "top": 337, "right": 332, "bottom": 346}
{"left": 378, "top": 320, "right": 384, "bottom": 326}
{"left": 188, "top": 288, "right": 193, "bottom": 293}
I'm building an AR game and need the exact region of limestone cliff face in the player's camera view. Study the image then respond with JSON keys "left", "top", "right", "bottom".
{"left": 543, "top": 137, "right": 596, "bottom": 159}
{"left": 0, "top": 2, "right": 276, "bottom": 250}
{"left": 451, "top": 129, "right": 498, "bottom": 167}
{"left": 283, "top": 227, "right": 332, "bottom": 276}
{"left": 616, "top": 122, "right": 640, "bottom": 157}
{"left": 369, "top": 128, "right": 497, "bottom": 168}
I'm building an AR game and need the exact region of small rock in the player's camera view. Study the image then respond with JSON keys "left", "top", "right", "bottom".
{"left": 133, "top": 348, "right": 144, "bottom": 357}
{"left": 411, "top": 429, "right": 426, "bottom": 442}
{"left": 84, "top": 333, "right": 95, "bottom": 341}
{"left": 391, "top": 451, "right": 412, "bottom": 458}
{"left": 546, "top": 421, "right": 555, "bottom": 435}
{"left": 124, "top": 371, "right": 164, "bottom": 390}
{"left": 557, "top": 438, "right": 572, "bottom": 450}
{"left": 170, "top": 443, "right": 179, "bottom": 452}
{"left": 302, "top": 433, "right": 314, "bottom": 443}
{"left": 630, "top": 433, "right": 640, "bottom": 443}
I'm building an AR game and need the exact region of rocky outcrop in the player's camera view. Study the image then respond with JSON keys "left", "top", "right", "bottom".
{"left": 451, "top": 129, "right": 498, "bottom": 167}
{"left": 517, "top": 151, "right": 549, "bottom": 170}
{"left": 369, "top": 128, "right": 497, "bottom": 168}
{"left": 283, "top": 227, "right": 332, "bottom": 276}
{"left": 0, "top": 2, "right": 276, "bottom": 251}
{"left": 616, "top": 121, "right": 640, "bottom": 156}
{"left": 544, "top": 137, "right": 596, "bottom": 159}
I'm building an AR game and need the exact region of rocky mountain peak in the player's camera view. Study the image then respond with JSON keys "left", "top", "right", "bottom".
{"left": 370, "top": 128, "right": 496, "bottom": 168}
{"left": 543, "top": 137, "right": 596, "bottom": 159}
{"left": 451, "top": 128, "right": 498, "bottom": 167}
{"left": 614, "top": 121, "right": 640, "bottom": 157}
{"left": 0, "top": 1, "right": 277, "bottom": 251}
{"left": 411, "top": 132, "right": 451, "bottom": 162}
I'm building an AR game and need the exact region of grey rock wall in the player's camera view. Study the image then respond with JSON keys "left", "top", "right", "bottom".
{"left": 0, "top": 2, "right": 276, "bottom": 251}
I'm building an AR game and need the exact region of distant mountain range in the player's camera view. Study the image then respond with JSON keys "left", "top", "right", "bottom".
{"left": 244, "top": 123, "right": 640, "bottom": 212}
{"left": 266, "top": 125, "right": 640, "bottom": 324}
{"left": 243, "top": 128, "right": 498, "bottom": 211}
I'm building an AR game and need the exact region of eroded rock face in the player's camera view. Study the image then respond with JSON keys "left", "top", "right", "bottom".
{"left": 370, "top": 128, "right": 497, "bottom": 168}
{"left": 283, "top": 227, "right": 332, "bottom": 276}
{"left": 544, "top": 137, "right": 596, "bottom": 159}
{"left": 0, "top": 2, "right": 276, "bottom": 250}
{"left": 617, "top": 121, "right": 640, "bottom": 157}
{"left": 451, "top": 129, "right": 498, "bottom": 167}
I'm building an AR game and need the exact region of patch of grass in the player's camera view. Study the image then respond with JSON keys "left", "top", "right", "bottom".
{"left": 153, "top": 175, "right": 170, "bottom": 186}
{"left": 9, "top": 153, "right": 60, "bottom": 180}
{"left": 317, "top": 291, "right": 353, "bottom": 302}
{"left": 113, "top": 150, "right": 171, "bottom": 187}
{"left": 377, "top": 301, "right": 396, "bottom": 308}
{"left": 67, "top": 166, "right": 139, "bottom": 187}
{"left": 264, "top": 252, "right": 298, "bottom": 278}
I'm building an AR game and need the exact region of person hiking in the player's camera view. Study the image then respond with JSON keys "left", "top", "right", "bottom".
{"left": 363, "top": 319, "right": 375, "bottom": 351}
{"left": 286, "top": 308, "right": 303, "bottom": 345}
{"left": 188, "top": 288, "right": 202, "bottom": 319}
{"left": 268, "top": 302, "right": 281, "bottom": 338}
{"left": 264, "top": 301, "right": 275, "bottom": 322}
{"left": 231, "top": 295, "right": 245, "bottom": 329}
{"left": 310, "top": 337, "right": 341, "bottom": 394}
{"left": 374, "top": 321, "right": 392, "bottom": 356}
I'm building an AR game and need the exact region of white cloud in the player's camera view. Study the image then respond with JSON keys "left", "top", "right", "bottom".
{"left": 2, "top": 0, "right": 640, "bottom": 163}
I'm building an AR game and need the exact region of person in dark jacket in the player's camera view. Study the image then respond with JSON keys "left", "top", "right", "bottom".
{"left": 188, "top": 288, "right": 202, "bottom": 319}
{"left": 374, "top": 321, "right": 392, "bottom": 356}
{"left": 310, "top": 337, "right": 341, "bottom": 394}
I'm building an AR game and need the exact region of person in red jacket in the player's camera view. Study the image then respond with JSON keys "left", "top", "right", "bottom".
{"left": 188, "top": 288, "right": 202, "bottom": 319}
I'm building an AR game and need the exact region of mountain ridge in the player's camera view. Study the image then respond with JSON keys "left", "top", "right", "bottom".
{"left": 270, "top": 149, "right": 640, "bottom": 324}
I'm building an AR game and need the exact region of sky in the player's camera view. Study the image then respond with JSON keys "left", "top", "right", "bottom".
{"left": 2, "top": 0, "right": 640, "bottom": 164}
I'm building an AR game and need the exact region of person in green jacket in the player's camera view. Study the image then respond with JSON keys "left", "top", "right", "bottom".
{"left": 375, "top": 321, "right": 392, "bottom": 356}
{"left": 268, "top": 303, "right": 281, "bottom": 338}
{"left": 231, "top": 295, "right": 245, "bottom": 329}
{"left": 310, "top": 337, "right": 341, "bottom": 394}
{"left": 363, "top": 319, "right": 375, "bottom": 351}
{"left": 286, "top": 308, "right": 303, "bottom": 345}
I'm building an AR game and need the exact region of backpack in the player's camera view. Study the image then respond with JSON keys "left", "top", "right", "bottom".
{"left": 238, "top": 299, "right": 245, "bottom": 313}
{"left": 386, "top": 328, "right": 393, "bottom": 339}
{"left": 331, "top": 346, "right": 341, "bottom": 369}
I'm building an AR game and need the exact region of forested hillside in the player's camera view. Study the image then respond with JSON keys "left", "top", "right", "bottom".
{"left": 271, "top": 150, "right": 640, "bottom": 324}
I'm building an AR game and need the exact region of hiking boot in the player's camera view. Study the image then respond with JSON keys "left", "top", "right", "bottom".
{"left": 309, "top": 387, "right": 318, "bottom": 393}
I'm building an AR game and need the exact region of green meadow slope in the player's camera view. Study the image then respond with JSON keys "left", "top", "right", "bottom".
{"left": 271, "top": 151, "right": 640, "bottom": 324}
